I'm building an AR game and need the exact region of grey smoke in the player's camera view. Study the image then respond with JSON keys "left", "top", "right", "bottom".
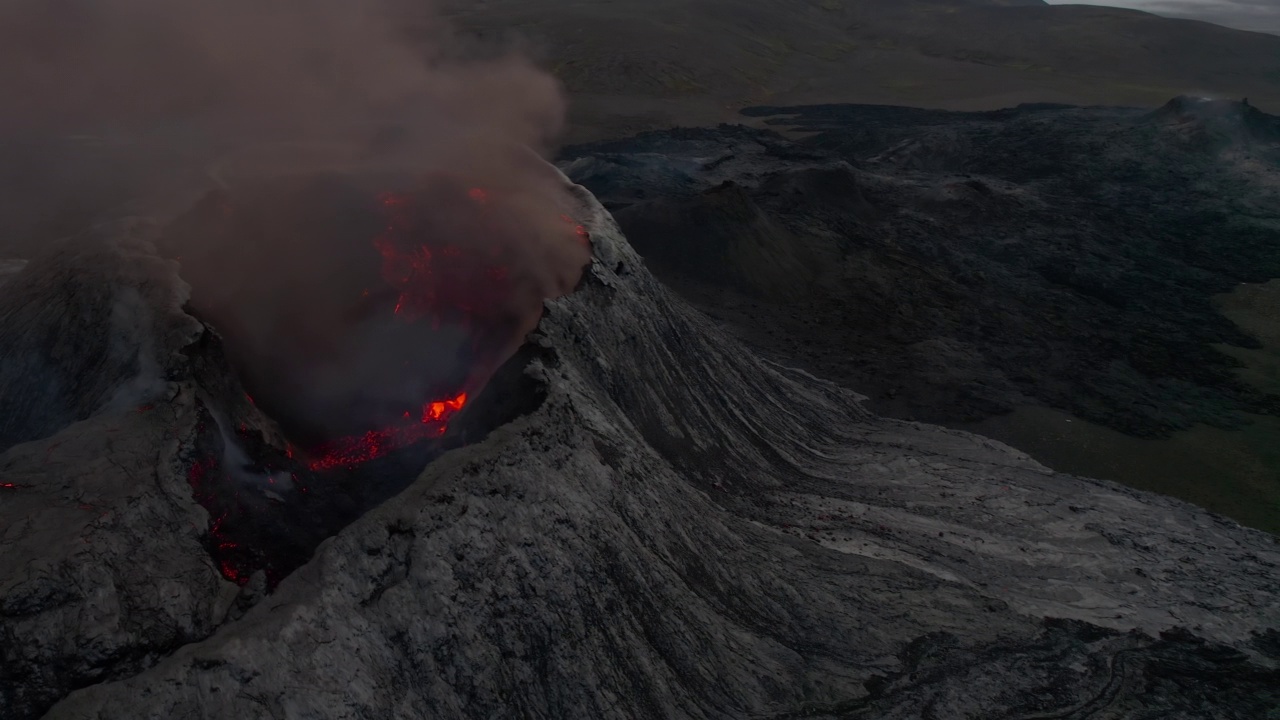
{"left": 0, "top": 0, "right": 564, "bottom": 147}
{"left": 0, "top": 0, "right": 592, "bottom": 442}
{"left": 100, "top": 287, "right": 171, "bottom": 414}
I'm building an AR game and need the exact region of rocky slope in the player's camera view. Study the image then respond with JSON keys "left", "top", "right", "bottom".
{"left": 1, "top": 166, "right": 1276, "bottom": 718}
{"left": 561, "top": 98, "right": 1280, "bottom": 441}
{"left": 0, "top": 226, "right": 239, "bottom": 718}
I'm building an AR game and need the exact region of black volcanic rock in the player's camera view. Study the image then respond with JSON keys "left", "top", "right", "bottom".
{"left": 6, "top": 166, "right": 1273, "bottom": 719}
{"left": 0, "top": 226, "right": 202, "bottom": 453}
{"left": 562, "top": 100, "right": 1280, "bottom": 438}
{"left": 0, "top": 224, "right": 234, "bottom": 720}
{"left": 1148, "top": 96, "right": 1280, "bottom": 147}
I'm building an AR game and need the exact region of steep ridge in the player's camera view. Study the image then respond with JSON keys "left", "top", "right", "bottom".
{"left": 15, "top": 168, "right": 1276, "bottom": 718}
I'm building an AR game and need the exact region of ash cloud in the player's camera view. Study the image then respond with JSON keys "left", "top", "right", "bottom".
{"left": 0, "top": 0, "right": 564, "bottom": 149}
{"left": 0, "top": 0, "right": 591, "bottom": 446}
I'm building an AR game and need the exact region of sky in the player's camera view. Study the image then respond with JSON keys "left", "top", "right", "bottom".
{"left": 1043, "top": 0, "right": 1280, "bottom": 36}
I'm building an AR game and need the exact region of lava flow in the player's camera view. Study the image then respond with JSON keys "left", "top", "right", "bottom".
{"left": 187, "top": 457, "right": 265, "bottom": 586}
{"left": 306, "top": 390, "right": 467, "bottom": 471}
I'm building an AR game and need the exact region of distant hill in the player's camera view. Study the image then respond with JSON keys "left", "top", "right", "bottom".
{"left": 441, "top": 0, "right": 1280, "bottom": 139}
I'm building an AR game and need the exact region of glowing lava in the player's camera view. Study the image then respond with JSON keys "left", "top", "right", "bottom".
{"left": 306, "top": 390, "right": 467, "bottom": 471}
{"left": 560, "top": 213, "right": 591, "bottom": 246}
{"left": 301, "top": 182, "right": 579, "bottom": 470}
{"left": 187, "top": 458, "right": 254, "bottom": 585}
{"left": 373, "top": 188, "right": 520, "bottom": 327}
{"left": 293, "top": 185, "right": 505, "bottom": 470}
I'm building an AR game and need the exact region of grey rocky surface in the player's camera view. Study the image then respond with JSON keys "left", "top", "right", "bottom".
{"left": 4, "top": 170, "right": 1272, "bottom": 718}
{"left": 0, "top": 226, "right": 242, "bottom": 719}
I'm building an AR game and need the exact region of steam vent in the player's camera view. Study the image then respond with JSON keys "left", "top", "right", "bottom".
{"left": 1, "top": 164, "right": 1277, "bottom": 719}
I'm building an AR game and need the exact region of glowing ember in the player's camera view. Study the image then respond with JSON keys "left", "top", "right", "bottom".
{"left": 187, "top": 458, "right": 252, "bottom": 585}
{"left": 306, "top": 390, "right": 467, "bottom": 471}
{"left": 372, "top": 188, "right": 520, "bottom": 327}
{"left": 423, "top": 392, "right": 467, "bottom": 423}
{"left": 560, "top": 213, "right": 590, "bottom": 246}
{"left": 1, "top": 482, "right": 27, "bottom": 490}
{"left": 186, "top": 446, "right": 306, "bottom": 586}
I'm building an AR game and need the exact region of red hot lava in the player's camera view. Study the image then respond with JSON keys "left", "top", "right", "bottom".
{"left": 187, "top": 458, "right": 255, "bottom": 585}
{"left": 373, "top": 187, "right": 520, "bottom": 327}
{"left": 306, "top": 390, "right": 467, "bottom": 471}
{"left": 296, "top": 182, "right": 589, "bottom": 471}
{"left": 292, "top": 184, "right": 509, "bottom": 470}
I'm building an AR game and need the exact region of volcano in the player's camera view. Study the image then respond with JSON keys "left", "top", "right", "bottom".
{"left": 0, "top": 164, "right": 1277, "bottom": 720}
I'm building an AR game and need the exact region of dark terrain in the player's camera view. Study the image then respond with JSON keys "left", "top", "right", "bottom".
{"left": 442, "top": 0, "right": 1280, "bottom": 140}
{"left": 560, "top": 96, "right": 1280, "bottom": 531}
{"left": 2, "top": 178, "right": 1277, "bottom": 719}
{"left": 2, "top": 2, "right": 1279, "bottom": 717}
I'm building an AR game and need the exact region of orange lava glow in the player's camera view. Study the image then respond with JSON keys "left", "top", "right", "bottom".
{"left": 306, "top": 390, "right": 468, "bottom": 471}
{"left": 187, "top": 458, "right": 253, "bottom": 585}
{"left": 302, "top": 184, "right": 585, "bottom": 472}
{"left": 559, "top": 213, "right": 590, "bottom": 246}
{"left": 373, "top": 189, "right": 517, "bottom": 325}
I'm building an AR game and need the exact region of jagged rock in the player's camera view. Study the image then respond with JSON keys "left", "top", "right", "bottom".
{"left": 0, "top": 226, "right": 240, "bottom": 719}
{"left": 7, "top": 169, "right": 1271, "bottom": 719}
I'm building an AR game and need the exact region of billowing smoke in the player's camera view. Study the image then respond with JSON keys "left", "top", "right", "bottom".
{"left": 0, "top": 0, "right": 564, "bottom": 147}
{"left": 0, "top": 0, "right": 591, "bottom": 456}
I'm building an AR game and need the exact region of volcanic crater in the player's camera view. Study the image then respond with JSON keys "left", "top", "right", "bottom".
{"left": 92, "top": 170, "right": 589, "bottom": 592}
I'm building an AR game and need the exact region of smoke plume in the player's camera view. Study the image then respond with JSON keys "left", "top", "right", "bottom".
{"left": 0, "top": 0, "right": 564, "bottom": 145}
{"left": 0, "top": 0, "right": 589, "bottom": 449}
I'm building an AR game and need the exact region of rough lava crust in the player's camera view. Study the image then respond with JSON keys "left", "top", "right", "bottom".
{"left": 1, "top": 166, "right": 1277, "bottom": 719}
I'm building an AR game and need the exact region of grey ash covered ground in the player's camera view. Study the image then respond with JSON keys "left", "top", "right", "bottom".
{"left": 560, "top": 97, "right": 1280, "bottom": 439}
